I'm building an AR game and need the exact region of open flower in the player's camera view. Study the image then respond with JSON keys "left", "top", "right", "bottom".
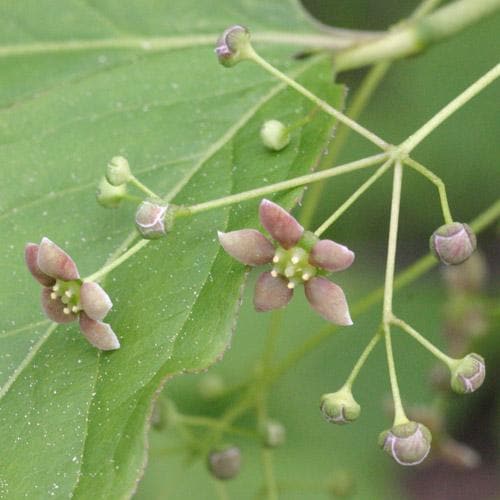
{"left": 25, "top": 237, "right": 120, "bottom": 350}
{"left": 218, "top": 199, "right": 354, "bottom": 325}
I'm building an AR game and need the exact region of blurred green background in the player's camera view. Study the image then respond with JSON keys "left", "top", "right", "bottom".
{"left": 136, "top": 1, "right": 499, "bottom": 498}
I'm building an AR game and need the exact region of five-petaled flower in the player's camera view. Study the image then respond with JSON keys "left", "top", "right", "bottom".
{"left": 25, "top": 237, "right": 120, "bottom": 350}
{"left": 218, "top": 199, "right": 355, "bottom": 325}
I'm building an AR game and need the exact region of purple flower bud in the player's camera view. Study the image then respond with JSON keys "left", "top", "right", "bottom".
{"left": 215, "top": 25, "right": 251, "bottom": 67}
{"left": 259, "top": 199, "right": 303, "bottom": 249}
{"left": 320, "top": 388, "right": 360, "bottom": 424}
{"left": 439, "top": 438, "right": 481, "bottom": 469}
{"left": 379, "top": 421, "right": 432, "bottom": 466}
{"left": 41, "top": 287, "right": 77, "bottom": 323}
{"left": 304, "top": 277, "right": 352, "bottom": 326}
{"left": 309, "top": 240, "right": 355, "bottom": 272}
{"left": 218, "top": 229, "right": 275, "bottom": 266}
{"left": 450, "top": 353, "right": 485, "bottom": 394}
{"left": 260, "top": 120, "right": 290, "bottom": 151}
{"left": 80, "top": 282, "right": 113, "bottom": 321}
{"left": 79, "top": 312, "right": 120, "bottom": 351}
{"left": 37, "top": 237, "right": 80, "bottom": 281}
{"left": 430, "top": 222, "right": 476, "bottom": 265}
{"left": 207, "top": 445, "right": 241, "bottom": 480}
{"left": 254, "top": 271, "right": 293, "bottom": 312}
{"left": 135, "top": 199, "right": 175, "bottom": 239}
{"left": 25, "top": 243, "right": 56, "bottom": 286}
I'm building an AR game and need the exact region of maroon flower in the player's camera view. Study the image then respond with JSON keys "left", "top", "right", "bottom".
{"left": 218, "top": 199, "right": 354, "bottom": 325}
{"left": 25, "top": 238, "right": 120, "bottom": 350}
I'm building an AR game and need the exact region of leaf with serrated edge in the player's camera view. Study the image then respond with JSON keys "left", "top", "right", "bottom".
{"left": 0, "top": 1, "right": 343, "bottom": 497}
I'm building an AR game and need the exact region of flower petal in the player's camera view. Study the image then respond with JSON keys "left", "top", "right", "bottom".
{"left": 309, "top": 240, "right": 355, "bottom": 272}
{"left": 80, "top": 282, "right": 113, "bottom": 321}
{"left": 41, "top": 287, "right": 77, "bottom": 323}
{"left": 254, "top": 271, "right": 293, "bottom": 312}
{"left": 79, "top": 312, "right": 120, "bottom": 351}
{"left": 259, "top": 199, "right": 303, "bottom": 249}
{"left": 304, "top": 277, "right": 352, "bottom": 325}
{"left": 37, "top": 237, "right": 80, "bottom": 280}
{"left": 218, "top": 229, "right": 275, "bottom": 266}
{"left": 25, "top": 243, "right": 56, "bottom": 286}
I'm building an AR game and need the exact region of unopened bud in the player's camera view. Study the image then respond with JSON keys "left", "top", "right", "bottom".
{"left": 215, "top": 25, "right": 252, "bottom": 67}
{"left": 430, "top": 222, "right": 476, "bottom": 265}
{"left": 106, "top": 156, "right": 131, "bottom": 186}
{"left": 135, "top": 199, "right": 176, "bottom": 239}
{"left": 378, "top": 421, "right": 432, "bottom": 466}
{"left": 320, "top": 387, "right": 360, "bottom": 425}
{"left": 260, "top": 419, "right": 286, "bottom": 448}
{"left": 207, "top": 445, "right": 241, "bottom": 480}
{"left": 198, "top": 374, "right": 226, "bottom": 400}
{"left": 450, "top": 353, "right": 485, "bottom": 394}
{"left": 96, "top": 176, "right": 127, "bottom": 208}
{"left": 260, "top": 120, "right": 290, "bottom": 151}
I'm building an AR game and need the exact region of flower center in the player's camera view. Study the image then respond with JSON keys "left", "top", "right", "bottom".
{"left": 270, "top": 246, "right": 316, "bottom": 289}
{"left": 50, "top": 279, "right": 82, "bottom": 315}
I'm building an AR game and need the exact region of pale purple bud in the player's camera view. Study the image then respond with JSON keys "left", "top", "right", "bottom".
{"left": 450, "top": 353, "right": 485, "bottom": 394}
{"left": 37, "top": 237, "right": 79, "bottom": 281}
{"left": 135, "top": 199, "right": 174, "bottom": 239}
{"left": 254, "top": 272, "right": 293, "bottom": 312}
{"left": 379, "top": 421, "right": 432, "bottom": 466}
{"left": 79, "top": 312, "right": 120, "bottom": 351}
{"left": 41, "top": 287, "right": 77, "bottom": 323}
{"left": 430, "top": 222, "right": 476, "bottom": 265}
{"left": 25, "top": 243, "right": 56, "bottom": 286}
{"left": 80, "top": 282, "right": 113, "bottom": 321}
{"left": 218, "top": 229, "right": 275, "bottom": 266}
{"left": 259, "top": 199, "right": 303, "bottom": 249}
{"left": 309, "top": 239, "right": 355, "bottom": 272}
{"left": 215, "top": 25, "right": 251, "bottom": 67}
{"left": 304, "top": 277, "right": 352, "bottom": 326}
{"left": 207, "top": 446, "right": 241, "bottom": 480}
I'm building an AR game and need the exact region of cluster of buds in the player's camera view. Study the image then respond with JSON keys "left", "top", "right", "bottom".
{"left": 96, "top": 156, "right": 132, "bottom": 208}
{"left": 218, "top": 199, "right": 354, "bottom": 325}
{"left": 25, "top": 238, "right": 120, "bottom": 350}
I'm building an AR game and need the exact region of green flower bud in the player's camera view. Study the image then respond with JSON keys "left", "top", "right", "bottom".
{"left": 198, "top": 373, "right": 226, "bottom": 400}
{"left": 215, "top": 25, "right": 252, "bottom": 67}
{"left": 96, "top": 176, "right": 127, "bottom": 208}
{"left": 378, "top": 421, "right": 432, "bottom": 466}
{"left": 260, "top": 119, "right": 290, "bottom": 151}
{"left": 207, "top": 445, "right": 241, "bottom": 480}
{"left": 450, "top": 353, "right": 485, "bottom": 394}
{"left": 430, "top": 222, "right": 476, "bottom": 265}
{"left": 135, "top": 199, "right": 176, "bottom": 239}
{"left": 106, "top": 156, "right": 131, "bottom": 186}
{"left": 320, "top": 387, "right": 360, "bottom": 425}
{"left": 260, "top": 419, "right": 286, "bottom": 448}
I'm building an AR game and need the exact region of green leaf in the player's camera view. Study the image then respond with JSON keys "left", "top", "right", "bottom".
{"left": 0, "top": 1, "right": 343, "bottom": 497}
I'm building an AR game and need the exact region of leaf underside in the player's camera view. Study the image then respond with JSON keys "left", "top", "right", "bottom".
{"left": 0, "top": 1, "right": 343, "bottom": 498}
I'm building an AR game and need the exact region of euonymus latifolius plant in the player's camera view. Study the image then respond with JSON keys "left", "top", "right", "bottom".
{"left": 18, "top": 7, "right": 499, "bottom": 496}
